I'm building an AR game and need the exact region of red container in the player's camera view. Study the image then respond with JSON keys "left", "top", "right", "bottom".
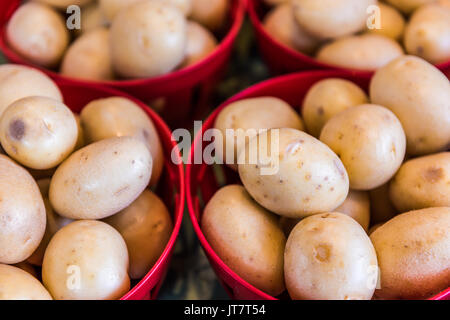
{"left": 55, "top": 79, "right": 184, "bottom": 300}
{"left": 186, "top": 70, "right": 450, "bottom": 301}
{"left": 0, "top": 0, "right": 245, "bottom": 127}
{"left": 248, "top": 0, "right": 450, "bottom": 78}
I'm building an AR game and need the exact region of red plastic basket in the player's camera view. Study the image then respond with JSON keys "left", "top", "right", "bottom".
{"left": 0, "top": 0, "right": 245, "bottom": 127}
{"left": 54, "top": 79, "right": 184, "bottom": 300}
{"left": 248, "top": 0, "right": 450, "bottom": 78}
{"left": 185, "top": 70, "right": 450, "bottom": 301}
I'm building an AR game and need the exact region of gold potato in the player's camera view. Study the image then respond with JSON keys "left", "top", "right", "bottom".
{"left": 366, "top": 2, "right": 405, "bottom": 40}
{"left": 77, "top": 2, "right": 107, "bottom": 35}
{"left": 190, "top": 0, "right": 229, "bottom": 32}
{"left": 181, "top": 21, "right": 218, "bottom": 68}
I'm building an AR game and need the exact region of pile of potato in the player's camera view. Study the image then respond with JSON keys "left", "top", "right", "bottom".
{"left": 6, "top": 0, "right": 229, "bottom": 80}
{"left": 0, "top": 64, "right": 172, "bottom": 300}
{"left": 203, "top": 55, "right": 450, "bottom": 300}
{"left": 263, "top": 0, "right": 450, "bottom": 70}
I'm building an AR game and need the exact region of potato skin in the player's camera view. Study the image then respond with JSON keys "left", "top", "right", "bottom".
{"left": 103, "top": 190, "right": 172, "bottom": 279}
{"left": 0, "top": 96, "right": 78, "bottom": 170}
{"left": 334, "top": 190, "right": 370, "bottom": 232}
{"left": 80, "top": 97, "right": 163, "bottom": 186}
{"left": 302, "top": 78, "right": 368, "bottom": 137}
{"left": 42, "top": 220, "right": 130, "bottom": 300}
{"left": 370, "top": 55, "right": 450, "bottom": 156}
{"left": 366, "top": 2, "right": 405, "bottom": 40}
{"left": 285, "top": 212, "right": 378, "bottom": 300}
{"left": 239, "top": 128, "right": 349, "bottom": 218}
{"left": 389, "top": 152, "right": 450, "bottom": 212}
{"left": 49, "top": 137, "right": 152, "bottom": 220}
{"left": 202, "top": 185, "right": 286, "bottom": 296}
{"left": 370, "top": 207, "right": 450, "bottom": 299}
{"left": 0, "top": 264, "right": 52, "bottom": 300}
{"left": 320, "top": 104, "right": 406, "bottom": 190}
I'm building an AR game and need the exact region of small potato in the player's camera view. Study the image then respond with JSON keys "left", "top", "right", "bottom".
{"left": 104, "top": 190, "right": 172, "bottom": 279}
{"left": 389, "top": 152, "right": 450, "bottom": 212}
{"left": 49, "top": 137, "right": 152, "bottom": 220}
{"left": 366, "top": 2, "right": 405, "bottom": 40}
{"left": 369, "top": 182, "right": 398, "bottom": 224}
{"left": 334, "top": 190, "right": 370, "bottom": 232}
{"left": 404, "top": 3, "right": 450, "bottom": 64}
{"left": 110, "top": 0, "right": 187, "bottom": 78}
{"left": 371, "top": 207, "right": 450, "bottom": 299}
{"left": 61, "top": 28, "right": 114, "bottom": 81}
{"left": 36, "top": 0, "right": 94, "bottom": 9}
{"left": 215, "top": 97, "right": 304, "bottom": 171}
{"left": 0, "top": 155, "right": 46, "bottom": 264}
{"left": 285, "top": 212, "right": 378, "bottom": 300}
{"left": 0, "top": 64, "right": 62, "bottom": 117}
{"left": 80, "top": 97, "right": 163, "bottom": 186}
{"left": 0, "top": 264, "right": 52, "bottom": 300}
{"left": 385, "top": 0, "right": 436, "bottom": 14}
{"left": 6, "top": 2, "right": 69, "bottom": 68}
{"left": 202, "top": 185, "right": 286, "bottom": 296}
{"left": 190, "top": 0, "right": 229, "bottom": 31}
{"left": 239, "top": 128, "right": 349, "bottom": 218}
{"left": 316, "top": 34, "right": 404, "bottom": 71}
{"left": 42, "top": 220, "right": 130, "bottom": 300}
{"left": 302, "top": 78, "right": 369, "bottom": 137}
{"left": 320, "top": 104, "right": 406, "bottom": 190}
{"left": 292, "top": 0, "right": 377, "bottom": 39}
{"left": 181, "top": 21, "right": 218, "bottom": 68}
{"left": 370, "top": 55, "right": 450, "bottom": 155}
{"left": 0, "top": 96, "right": 78, "bottom": 170}
{"left": 263, "top": 3, "right": 321, "bottom": 55}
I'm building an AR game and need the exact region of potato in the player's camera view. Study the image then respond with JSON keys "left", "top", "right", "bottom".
{"left": 36, "top": 0, "right": 94, "bottom": 9}
{"left": 42, "top": 220, "right": 130, "bottom": 300}
{"left": 74, "top": 114, "right": 85, "bottom": 150}
{"left": 110, "top": 0, "right": 187, "bottom": 78}
{"left": 302, "top": 78, "right": 369, "bottom": 137}
{"left": 292, "top": 0, "right": 377, "bottom": 39}
{"left": 215, "top": 97, "right": 304, "bottom": 171}
{"left": 78, "top": 2, "right": 107, "bottom": 35}
{"left": 404, "top": 3, "right": 450, "bottom": 64}
{"left": 369, "top": 182, "right": 398, "bottom": 224}
{"left": 316, "top": 34, "right": 404, "bottom": 71}
{"left": 0, "top": 155, "right": 46, "bottom": 264}
{"left": 0, "top": 64, "right": 62, "bottom": 117}
{"left": 239, "top": 128, "right": 349, "bottom": 218}
{"left": 80, "top": 97, "right": 163, "bottom": 186}
{"left": 0, "top": 96, "right": 78, "bottom": 170}
{"left": 61, "top": 28, "right": 114, "bottom": 81}
{"left": 320, "top": 104, "right": 406, "bottom": 190}
{"left": 202, "top": 185, "right": 286, "bottom": 296}
{"left": 6, "top": 2, "right": 69, "bottom": 68}
{"left": 0, "top": 264, "right": 52, "bottom": 300}
{"left": 389, "top": 152, "right": 450, "bottom": 212}
{"left": 190, "top": 0, "right": 229, "bottom": 31}
{"left": 334, "top": 190, "right": 370, "bottom": 232}
{"left": 263, "top": 3, "right": 321, "bottom": 55}
{"left": 370, "top": 207, "right": 450, "bottom": 299}
{"left": 368, "top": 223, "right": 383, "bottom": 235}
{"left": 366, "top": 2, "right": 405, "bottom": 40}
{"left": 285, "top": 212, "right": 378, "bottom": 300}
{"left": 385, "top": 0, "right": 436, "bottom": 14}
{"left": 104, "top": 190, "right": 172, "bottom": 279}
{"left": 370, "top": 55, "right": 450, "bottom": 155}
{"left": 181, "top": 21, "right": 218, "bottom": 68}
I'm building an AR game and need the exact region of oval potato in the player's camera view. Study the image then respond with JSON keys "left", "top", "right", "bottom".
{"left": 366, "top": 2, "right": 405, "bottom": 40}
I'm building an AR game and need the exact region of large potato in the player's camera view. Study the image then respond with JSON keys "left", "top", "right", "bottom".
{"left": 370, "top": 207, "right": 450, "bottom": 299}
{"left": 385, "top": 0, "right": 436, "bottom": 14}
{"left": 239, "top": 128, "right": 349, "bottom": 218}
{"left": 320, "top": 104, "right": 406, "bottom": 190}
{"left": 49, "top": 137, "right": 152, "bottom": 220}
{"left": 316, "top": 34, "right": 404, "bottom": 71}
{"left": 0, "top": 155, "right": 45, "bottom": 264}
{"left": 292, "top": 0, "right": 377, "bottom": 39}
{"left": 215, "top": 97, "right": 304, "bottom": 171}
{"left": 190, "top": 0, "right": 229, "bottom": 31}
{"left": 42, "top": 220, "right": 130, "bottom": 300}
{"left": 389, "top": 152, "right": 450, "bottom": 212}
{"left": 0, "top": 96, "right": 78, "bottom": 170}
{"left": 6, "top": 2, "right": 69, "bottom": 68}
{"left": 285, "top": 212, "right": 378, "bottom": 300}
{"left": 181, "top": 21, "right": 218, "bottom": 68}
{"left": 0, "top": 64, "right": 62, "bottom": 117}
{"left": 404, "top": 3, "right": 450, "bottom": 64}
{"left": 370, "top": 55, "right": 450, "bottom": 155}
{"left": 0, "top": 264, "right": 52, "bottom": 300}
{"left": 302, "top": 78, "right": 369, "bottom": 137}
{"left": 369, "top": 182, "right": 398, "bottom": 224}
{"left": 80, "top": 97, "right": 163, "bottom": 186}
{"left": 104, "top": 190, "right": 172, "bottom": 279}
{"left": 366, "top": 2, "right": 405, "bottom": 40}
{"left": 202, "top": 185, "right": 286, "bottom": 296}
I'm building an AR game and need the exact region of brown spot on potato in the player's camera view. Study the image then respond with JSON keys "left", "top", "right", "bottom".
{"left": 305, "top": 173, "right": 311, "bottom": 181}
{"left": 317, "top": 106, "right": 324, "bottom": 116}
{"left": 338, "top": 133, "right": 344, "bottom": 140}
{"left": 330, "top": 187, "right": 335, "bottom": 192}
{"left": 114, "top": 185, "right": 130, "bottom": 196}
{"left": 315, "top": 244, "right": 331, "bottom": 262}
{"left": 9, "top": 119, "right": 25, "bottom": 140}
{"left": 424, "top": 167, "right": 444, "bottom": 183}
